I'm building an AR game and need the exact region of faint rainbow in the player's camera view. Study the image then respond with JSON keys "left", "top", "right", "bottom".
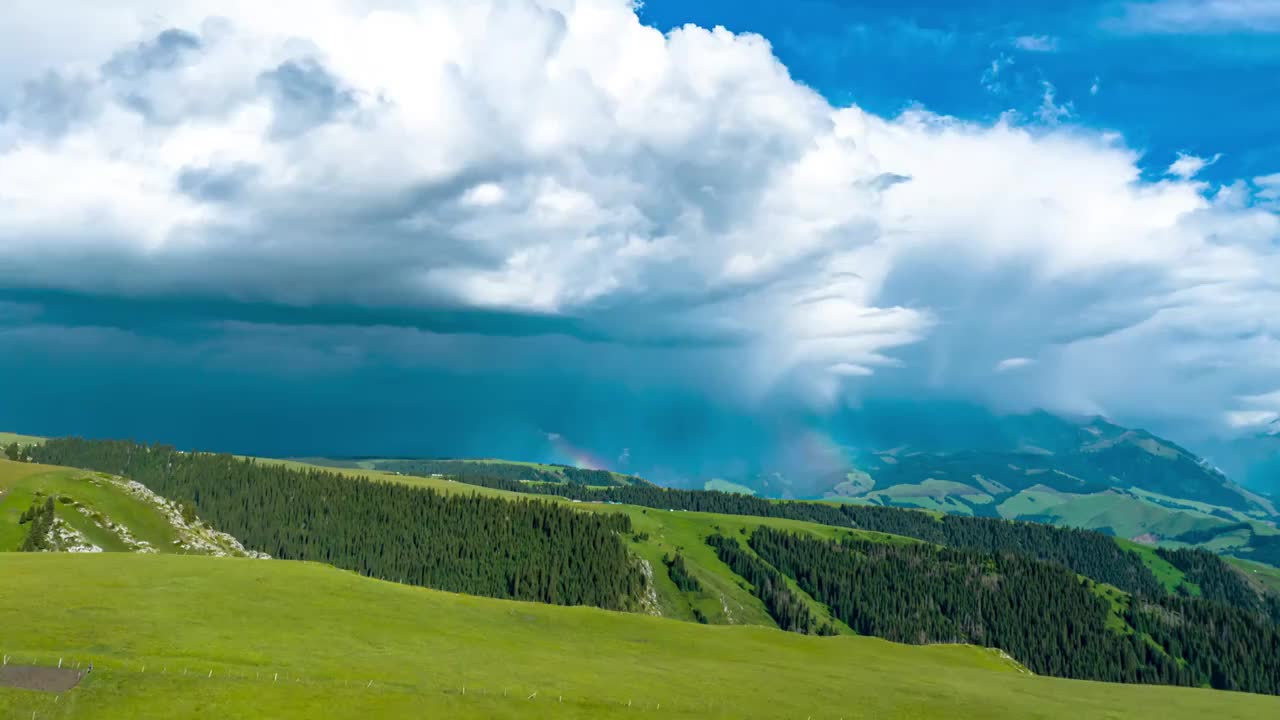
{"left": 783, "top": 426, "right": 852, "bottom": 470}
{"left": 546, "top": 433, "right": 610, "bottom": 471}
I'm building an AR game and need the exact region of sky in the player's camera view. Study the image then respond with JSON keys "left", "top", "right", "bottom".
{"left": 1, "top": 0, "right": 1278, "bottom": 482}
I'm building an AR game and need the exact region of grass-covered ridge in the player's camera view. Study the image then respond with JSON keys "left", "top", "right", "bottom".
{"left": 1, "top": 553, "right": 1276, "bottom": 720}
{"left": 20, "top": 440, "right": 648, "bottom": 611}
{"left": 0, "top": 460, "right": 256, "bottom": 556}
{"left": 0, "top": 432, "right": 44, "bottom": 447}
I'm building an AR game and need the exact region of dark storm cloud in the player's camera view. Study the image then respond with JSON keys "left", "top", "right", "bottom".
{"left": 0, "top": 286, "right": 756, "bottom": 353}
{"left": 0, "top": 288, "right": 598, "bottom": 342}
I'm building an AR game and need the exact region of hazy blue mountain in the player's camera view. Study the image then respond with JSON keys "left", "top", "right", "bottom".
{"left": 1198, "top": 425, "right": 1280, "bottom": 498}
{"left": 699, "top": 406, "right": 1280, "bottom": 566}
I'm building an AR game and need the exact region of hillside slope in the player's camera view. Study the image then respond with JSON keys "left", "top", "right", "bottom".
{"left": 17, "top": 440, "right": 1280, "bottom": 695}
{"left": 1, "top": 554, "right": 1275, "bottom": 720}
{"left": 0, "top": 460, "right": 260, "bottom": 557}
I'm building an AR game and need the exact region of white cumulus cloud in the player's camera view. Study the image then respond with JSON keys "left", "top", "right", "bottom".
{"left": 0, "top": 0, "right": 1278, "bottom": 437}
{"left": 1167, "top": 151, "right": 1222, "bottom": 179}
{"left": 1013, "top": 34, "right": 1059, "bottom": 51}
{"left": 1117, "top": 0, "right": 1280, "bottom": 33}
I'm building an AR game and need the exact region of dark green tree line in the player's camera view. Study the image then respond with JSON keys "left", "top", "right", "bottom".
{"left": 439, "top": 477, "right": 1165, "bottom": 597}
{"left": 707, "top": 534, "right": 835, "bottom": 636}
{"left": 664, "top": 553, "right": 702, "bottom": 593}
{"left": 1157, "top": 546, "right": 1280, "bottom": 623}
{"left": 29, "top": 438, "right": 645, "bottom": 611}
{"left": 18, "top": 497, "right": 56, "bottom": 552}
{"left": 749, "top": 528, "right": 1280, "bottom": 695}
{"left": 1127, "top": 593, "right": 1280, "bottom": 694}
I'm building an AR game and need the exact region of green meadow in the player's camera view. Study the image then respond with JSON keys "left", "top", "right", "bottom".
{"left": 1, "top": 553, "right": 1276, "bottom": 720}
{"left": 0, "top": 460, "right": 251, "bottom": 556}
{"left": 0, "top": 462, "right": 182, "bottom": 553}
{"left": 0, "top": 432, "right": 44, "bottom": 447}
{"left": 1227, "top": 555, "right": 1280, "bottom": 594}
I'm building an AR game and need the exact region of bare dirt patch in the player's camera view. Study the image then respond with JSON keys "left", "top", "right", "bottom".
{"left": 0, "top": 665, "right": 83, "bottom": 692}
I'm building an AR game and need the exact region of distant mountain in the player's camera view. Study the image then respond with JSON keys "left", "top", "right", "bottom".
{"left": 706, "top": 410, "right": 1280, "bottom": 567}
{"left": 1198, "top": 425, "right": 1280, "bottom": 497}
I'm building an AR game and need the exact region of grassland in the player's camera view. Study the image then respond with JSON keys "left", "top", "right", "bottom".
{"left": 1, "top": 554, "right": 1276, "bottom": 720}
{"left": 1227, "top": 555, "right": 1280, "bottom": 594}
{"left": 0, "top": 460, "right": 248, "bottom": 556}
{"left": 995, "top": 485, "right": 1077, "bottom": 517}
{"left": 0, "top": 461, "right": 178, "bottom": 553}
{"left": 0, "top": 432, "right": 44, "bottom": 446}
{"left": 1113, "top": 538, "right": 1197, "bottom": 595}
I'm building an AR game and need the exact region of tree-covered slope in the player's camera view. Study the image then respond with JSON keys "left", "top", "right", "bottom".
{"left": 746, "top": 528, "right": 1280, "bottom": 694}
{"left": 21, "top": 439, "right": 646, "bottom": 611}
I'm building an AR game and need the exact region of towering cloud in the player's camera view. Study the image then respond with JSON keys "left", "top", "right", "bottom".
{"left": 0, "top": 0, "right": 1277, "bottom": 461}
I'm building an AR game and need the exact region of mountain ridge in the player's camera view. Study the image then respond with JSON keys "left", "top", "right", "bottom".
{"left": 698, "top": 410, "right": 1280, "bottom": 567}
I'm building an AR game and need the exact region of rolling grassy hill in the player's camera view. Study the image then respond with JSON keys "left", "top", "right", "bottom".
{"left": 234, "top": 457, "right": 897, "bottom": 631}
{"left": 1, "top": 553, "right": 1276, "bottom": 720}
{"left": 0, "top": 453, "right": 874, "bottom": 633}
{"left": 0, "top": 460, "right": 261, "bottom": 557}
{"left": 5, "top": 447, "right": 1204, "bottom": 635}
{"left": 0, "top": 432, "right": 44, "bottom": 447}
{"left": 230, "top": 454, "right": 1205, "bottom": 630}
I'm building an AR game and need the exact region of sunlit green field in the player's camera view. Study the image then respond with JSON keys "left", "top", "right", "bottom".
{"left": 0, "top": 462, "right": 184, "bottom": 553}
{"left": 0, "top": 432, "right": 44, "bottom": 447}
{"left": 1, "top": 554, "right": 1275, "bottom": 720}
{"left": 1228, "top": 555, "right": 1280, "bottom": 594}
{"left": 1113, "top": 538, "right": 1196, "bottom": 594}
